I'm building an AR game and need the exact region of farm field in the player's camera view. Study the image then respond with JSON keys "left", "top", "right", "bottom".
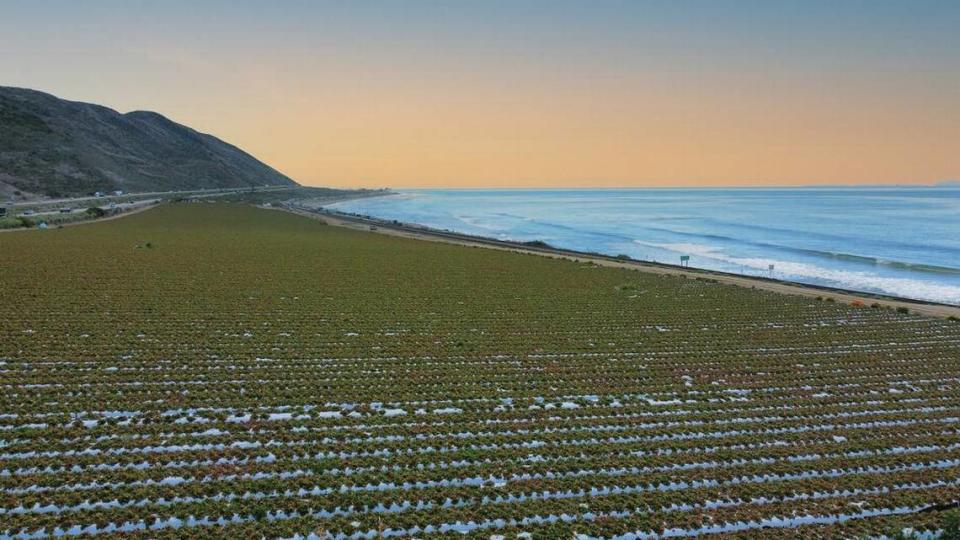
{"left": 2, "top": 203, "right": 960, "bottom": 539}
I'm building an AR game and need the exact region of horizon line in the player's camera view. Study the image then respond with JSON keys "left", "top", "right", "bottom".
{"left": 309, "top": 182, "right": 959, "bottom": 191}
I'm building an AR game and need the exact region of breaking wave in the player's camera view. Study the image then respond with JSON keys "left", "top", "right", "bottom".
{"left": 639, "top": 242, "right": 960, "bottom": 304}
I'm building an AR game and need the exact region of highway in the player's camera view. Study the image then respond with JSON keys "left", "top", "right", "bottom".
{"left": 4, "top": 186, "right": 290, "bottom": 215}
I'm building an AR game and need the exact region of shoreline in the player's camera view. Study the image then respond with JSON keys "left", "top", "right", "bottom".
{"left": 281, "top": 204, "right": 960, "bottom": 319}
{"left": 7, "top": 195, "right": 957, "bottom": 318}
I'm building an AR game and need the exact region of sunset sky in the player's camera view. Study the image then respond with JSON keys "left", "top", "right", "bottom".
{"left": 2, "top": 1, "right": 957, "bottom": 188}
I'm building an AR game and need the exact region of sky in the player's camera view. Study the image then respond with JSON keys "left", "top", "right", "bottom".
{"left": 1, "top": 0, "right": 958, "bottom": 189}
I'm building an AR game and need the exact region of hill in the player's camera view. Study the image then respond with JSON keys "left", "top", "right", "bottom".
{"left": 0, "top": 86, "right": 297, "bottom": 198}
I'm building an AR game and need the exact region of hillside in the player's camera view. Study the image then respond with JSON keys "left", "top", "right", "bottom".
{"left": 0, "top": 86, "right": 297, "bottom": 198}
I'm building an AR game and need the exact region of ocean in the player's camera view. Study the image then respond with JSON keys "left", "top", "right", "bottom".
{"left": 327, "top": 188, "right": 960, "bottom": 305}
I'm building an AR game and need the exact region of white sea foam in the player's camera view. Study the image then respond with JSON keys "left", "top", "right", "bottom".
{"left": 644, "top": 241, "right": 960, "bottom": 304}
{"left": 454, "top": 214, "right": 511, "bottom": 232}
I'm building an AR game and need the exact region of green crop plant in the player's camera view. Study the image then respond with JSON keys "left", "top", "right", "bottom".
{"left": 0, "top": 203, "right": 958, "bottom": 539}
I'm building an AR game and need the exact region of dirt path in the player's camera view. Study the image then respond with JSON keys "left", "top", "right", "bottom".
{"left": 279, "top": 207, "right": 960, "bottom": 320}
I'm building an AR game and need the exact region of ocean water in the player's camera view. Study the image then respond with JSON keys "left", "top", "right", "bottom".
{"left": 327, "top": 188, "right": 960, "bottom": 304}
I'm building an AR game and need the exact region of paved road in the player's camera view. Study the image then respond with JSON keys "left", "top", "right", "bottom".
{"left": 4, "top": 186, "right": 289, "bottom": 210}
{"left": 23, "top": 198, "right": 161, "bottom": 218}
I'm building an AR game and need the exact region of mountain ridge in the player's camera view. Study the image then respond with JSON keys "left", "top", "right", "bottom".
{"left": 0, "top": 86, "right": 297, "bottom": 198}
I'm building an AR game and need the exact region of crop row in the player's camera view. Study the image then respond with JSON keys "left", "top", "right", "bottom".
{"left": 2, "top": 204, "right": 958, "bottom": 538}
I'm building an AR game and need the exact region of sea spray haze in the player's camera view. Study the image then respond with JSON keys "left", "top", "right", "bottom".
{"left": 329, "top": 188, "right": 960, "bottom": 304}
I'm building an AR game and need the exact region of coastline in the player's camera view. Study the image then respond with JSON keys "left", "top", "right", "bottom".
{"left": 281, "top": 203, "right": 960, "bottom": 319}
{"left": 8, "top": 191, "right": 957, "bottom": 318}
{"left": 316, "top": 188, "right": 960, "bottom": 306}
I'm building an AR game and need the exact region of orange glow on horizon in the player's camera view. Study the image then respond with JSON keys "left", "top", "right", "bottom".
{"left": 2, "top": 2, "right": 956, "bottom": 189}
{"left": 243, "top": 78, "right": 957, "bottom": 189}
